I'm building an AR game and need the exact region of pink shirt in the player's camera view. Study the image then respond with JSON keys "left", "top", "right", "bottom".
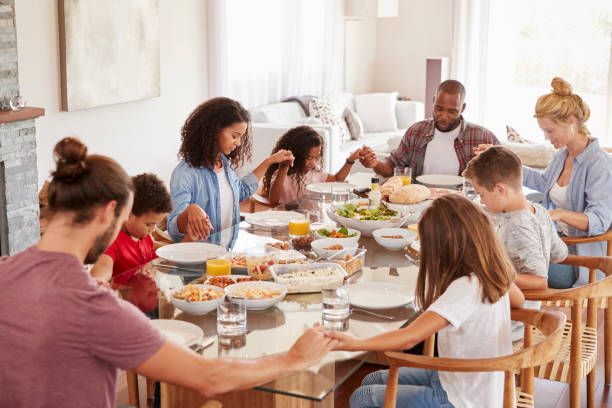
{"left": 0, "top": 246, "right": 165, "bottom": 408}
{"left": 272, "top": 168, "right": 329, "bottom": 203}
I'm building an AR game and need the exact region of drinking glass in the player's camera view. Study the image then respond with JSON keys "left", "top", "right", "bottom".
{"left": 206, "top": 258, "right": 231, "bottom": 276}
{"left": 288, "top": 218, "right": 310, "bottom": 238}
{"left": 393, "top": 167, "right": 413, "bottom": 185}
{"left": 9, "top": 94, "right": 25, "bottom": 111}
{"left": 217, "top": 298, "right": 247, "bottom": 337}
{"left": 321, "top": 285, "right": 350, "bottom": 331}
{"left": 462, "top": 179, "right": 478, "bottom": 201}
{"left": 331, "top": 185, "right": 351, "bottom": 207}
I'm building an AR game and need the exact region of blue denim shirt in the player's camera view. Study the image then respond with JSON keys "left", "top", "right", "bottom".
{"left": 167, "top": 155, "right": 259, "bottom": 242}
{"left": 523, "top": 139, "right": 612, "bottom": 259}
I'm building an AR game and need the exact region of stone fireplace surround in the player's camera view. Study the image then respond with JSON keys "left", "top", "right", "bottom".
{"left": 0, "top": 0, "right": 43, "bottom": 255}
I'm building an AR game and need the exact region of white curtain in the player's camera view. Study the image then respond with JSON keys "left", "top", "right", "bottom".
{"left": 449, "top": 0, "right": 492, "bottom": 125}
{"left": 208, "top": 0, "right": 345, "bottom": 109}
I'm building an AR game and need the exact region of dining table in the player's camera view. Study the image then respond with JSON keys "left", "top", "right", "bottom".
{"left": 131, "top": 194, "right": 423, "bottom": 408}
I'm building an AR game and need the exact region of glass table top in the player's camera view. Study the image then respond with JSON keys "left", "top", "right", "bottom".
{"left": 121, "top": 194, "right": 421, "bottom": 401}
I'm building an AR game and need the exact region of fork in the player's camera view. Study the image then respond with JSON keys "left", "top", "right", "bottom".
{"left": 351, "top": 308, "right": 394, "bottom": 320}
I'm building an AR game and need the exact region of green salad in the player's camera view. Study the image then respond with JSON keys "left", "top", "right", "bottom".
{"left": 336, "top": 203, "right": 397, "bottom": 220}
{"left": 317, "top": 227, "right": 358, "bottom": 238}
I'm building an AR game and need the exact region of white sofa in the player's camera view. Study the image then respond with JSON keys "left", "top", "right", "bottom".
{"left": 241, "top": 94, "right": 424, "bottom": 175}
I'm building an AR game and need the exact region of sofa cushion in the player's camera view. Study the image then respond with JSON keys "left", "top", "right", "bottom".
{"left": 343, "top": 108, "right": 364, "bottom": 140}
{"left": 354, "top": 92, "right": 399, "bottom": 132}
{"left": 251, "top": 101, "right": 306, "bottom": 123}
{"left": 310, "top": 96, "right": 351, "bottom": 142}
{"left": 502, "top": 141, "right": 556, "bottom": 169}
{"left": 342, "top": 130, "right": 406, "bottom": 153}
{"left": 506, "top": 124, "right": 533, "bottom": 144}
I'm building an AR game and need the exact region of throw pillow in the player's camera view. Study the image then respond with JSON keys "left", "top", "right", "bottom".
{"left": 309, "top": 96, "right": 351, "bottom": 142}
{"left": 343, "top": 108, "right": 364, "bottom": 140}
{"left": 506, "top": 125, "right": 532, "bottom": 144}
{"left": 298, "top": 116, "right": 323, "bottom": 126}
{"left": 354, "top": 92, "right": 398, "bottom": 132}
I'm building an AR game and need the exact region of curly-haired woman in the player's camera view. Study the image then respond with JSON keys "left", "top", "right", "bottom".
{"left": 167, "top": 97, "right": 294, "bottom": 242}
{"left": 261, "top": 126, "right": 361, "bottom": 205}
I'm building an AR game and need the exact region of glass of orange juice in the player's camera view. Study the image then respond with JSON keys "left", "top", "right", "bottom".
{"left": 288, "top": 218, "right": 310, "bottom": 238}
{"left": 206, "top": 258, "right": 231, "bottom": 276}
{"left": 394, "top": 167, "right": 412, "bottom": 185}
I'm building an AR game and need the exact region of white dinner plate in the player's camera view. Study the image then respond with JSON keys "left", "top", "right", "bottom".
{"left": 150, "top": 319, "right": 203, "bottom": 346}
{"left": 306, "top": 182, "right": 355, "bottom": 195}
{"left": 348, "top": 282, "right": 414, "bottom": 309}
{"left": 156, "top": 242, "right": 228, "bottom": 265}
{"left": 416, "top": 174, "right": 464, "bottom": 189}
{"left": 244, "top": 210, "right": 305, "bottom": 228}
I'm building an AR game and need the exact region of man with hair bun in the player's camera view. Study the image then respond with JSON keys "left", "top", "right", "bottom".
{"left": 0, "top": 138, "right": 336, "bottom": 408}
{"left": 358, "top": 79, "right": 499, "bottom": 178}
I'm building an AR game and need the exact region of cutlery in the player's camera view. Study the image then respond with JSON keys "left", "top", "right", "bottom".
{"left": 156, "top": 263, "right": 204, "bottom": 273}
{"left": 351, "top": 308, "right": 394, "bottom": 320}
{"left": 405, "top": 252, "right": 419, "bottom": 265}
{"left": 191, "top": 337, "right": 215, "bottom": 353}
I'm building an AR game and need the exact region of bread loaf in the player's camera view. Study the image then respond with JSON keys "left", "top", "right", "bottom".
{"left": 389, "top": 184, "right": 431, "bottom": 204}
{"left": 381, "top": 176, "right": 403, "bottom": 197}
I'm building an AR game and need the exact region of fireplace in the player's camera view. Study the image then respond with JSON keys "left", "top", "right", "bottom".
{"left": 0, "top": 0, "right": 45, "bottom": 255}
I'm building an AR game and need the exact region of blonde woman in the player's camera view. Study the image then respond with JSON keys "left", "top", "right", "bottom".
{"left": 524, "top": 77, "right": 612, "bottom": 287}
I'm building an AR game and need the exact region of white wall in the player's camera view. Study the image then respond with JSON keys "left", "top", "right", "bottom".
{"left": 15, "top": 0, "right": 209, "bottom": 189}
{"left": 374, "top": 0, "right": 451, "bottom": 102}
{"left": 344, "top": 17, "right": 378, "bottom": 94}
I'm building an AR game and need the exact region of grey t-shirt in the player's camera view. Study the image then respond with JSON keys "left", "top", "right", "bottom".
{"left": 495, "top": 203, "right": 568, "bottom": 341}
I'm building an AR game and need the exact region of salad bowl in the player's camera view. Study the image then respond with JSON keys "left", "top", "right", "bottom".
{"left": 327, "top": 202, "right": 411, "bottom": 236}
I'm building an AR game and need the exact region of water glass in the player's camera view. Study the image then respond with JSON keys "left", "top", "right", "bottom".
{"left": 321, "top": 285, "right": 350, "bottom": 331}
{"left": 217, "top": 298, "right": 247, "bottom": 337}
{"left": 462, "top": 179, "right": 478, "bottom": 201}
{"left": 331, "top": 185, "right": 351, "bottom": 206}
{"left": 393, "top": 167, "right": 412, "bottom": 185}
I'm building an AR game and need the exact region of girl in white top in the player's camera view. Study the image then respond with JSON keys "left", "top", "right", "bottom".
{"left": 326, "top": 194, "right": 525, "bottom": 408}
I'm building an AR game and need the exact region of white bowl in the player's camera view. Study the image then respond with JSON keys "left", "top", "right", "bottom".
{"left": 169, "top": 284, "right": 225, "bottom": 315}
{"left": 372, "top": 228, "right": 417, "bottom": 251}
{"left": 313, "top": 227, "right": 361, "bottom": 244}
{"left": 225, "top": 281, "right": 287, "bottom": 310}
{"left": 327, "top": 205, "right": 410, "bottom": 237}
{"left": 311, "top": 238, "right": 359, "bottom": 259}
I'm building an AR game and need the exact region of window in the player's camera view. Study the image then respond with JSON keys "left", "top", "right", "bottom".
{"left": 454, "top": 0, "right": 612, "bottom": 145}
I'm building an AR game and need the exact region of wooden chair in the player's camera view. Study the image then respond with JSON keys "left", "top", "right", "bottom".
{"left": 248, "top": 192, "right": 275, "bottom": 213}
{"left": 382, "top": 308, "right": 566, "bottom": 408}
{"left": 558, "top": 229, "right": 612, "bottom": 385}
{"left": 522, "top": 255, "right": 612, "bottom": 408}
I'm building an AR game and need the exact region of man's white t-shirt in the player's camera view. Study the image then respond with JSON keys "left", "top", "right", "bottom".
{"left": 215, "top": 166, "right": 235, "bottom": 231}
{"left": 427, "top": 275, "right": 512, "bottom": 408}
{"left": 422, "top": 126, "right": 461, "bottom": 175}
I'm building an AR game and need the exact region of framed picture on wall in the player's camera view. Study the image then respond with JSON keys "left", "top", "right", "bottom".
{"left": 58, "top": 0, "right": 160, "bottom": 111}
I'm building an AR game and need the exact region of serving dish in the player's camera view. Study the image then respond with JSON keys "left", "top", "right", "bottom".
{"left": 169, "top": 284, "right": 225, "bottom": 315}
{"left": 269, "top": 262, "right": 347, "bottom": 293}
{"left": 225, "top": 281, "right": 287, "bottom": 310}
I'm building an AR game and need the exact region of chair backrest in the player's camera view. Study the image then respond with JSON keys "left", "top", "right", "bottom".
{"left": 562, "top": 229, "right": 612, "bottom": 257}
{"left": 383, "top": 309, "right": 566, "bottom": 408}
